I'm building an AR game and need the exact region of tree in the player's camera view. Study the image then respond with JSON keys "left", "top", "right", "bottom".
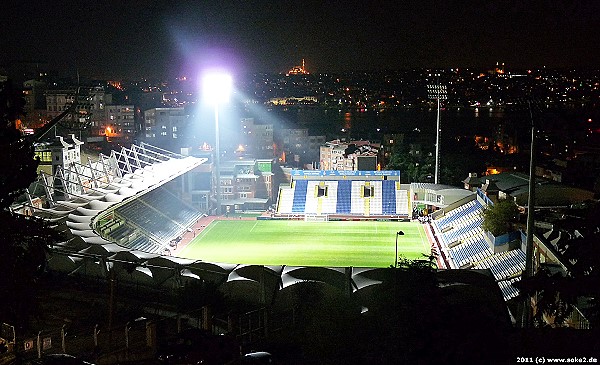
{"left": 386, "top": 143, "right": 434, "bottom": 183}
{"left": 481, "top": 199, "right": 519, "bottom": 236}
{"left": 0, "top": 80, "right": 39, "bottom": 210}
{"left": 0, "top": 211, "right": 62, "bottom": 326}
{"left": 0, "top": 80, "right": 62, "bottom": 327}
{"left": 385, "top": 133, "right": 493, "bottom": 185}
{"left": 439, "top": 136, "right": 488, "bottom": 186}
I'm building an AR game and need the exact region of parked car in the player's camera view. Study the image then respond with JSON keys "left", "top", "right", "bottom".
{"left": 241, "top": 351, "right": 273, "bottom": 364}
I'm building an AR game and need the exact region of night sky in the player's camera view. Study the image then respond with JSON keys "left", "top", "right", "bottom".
{"left": 2, "top": 0, "right": 599, "bottom": 79}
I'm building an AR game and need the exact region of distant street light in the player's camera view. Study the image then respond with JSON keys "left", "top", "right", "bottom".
{"left": 203, "top": 72, "right": 232, "bottom": 215}
{"left": 395, "top": 230, "right": 405, "bottom": 267}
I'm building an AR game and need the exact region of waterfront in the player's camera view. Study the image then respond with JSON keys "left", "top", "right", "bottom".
{"left": 269, "top": 106, "right": 532, "bottom": 143}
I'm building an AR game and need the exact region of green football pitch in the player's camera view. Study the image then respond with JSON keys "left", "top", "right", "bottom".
{"left": 178, "top": 220, "right": 430, "bottom": 267}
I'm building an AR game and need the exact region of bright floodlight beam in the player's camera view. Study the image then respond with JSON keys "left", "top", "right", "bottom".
{"left": 203, "top": 73, "right": 232, "bottom": 105}
{"left": 203, "top": 72, "right": 232, "bottom": 215}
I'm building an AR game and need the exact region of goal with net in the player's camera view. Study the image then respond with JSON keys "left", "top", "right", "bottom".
{"left": 304, "top": 213, "right": 329, "bottom": 222}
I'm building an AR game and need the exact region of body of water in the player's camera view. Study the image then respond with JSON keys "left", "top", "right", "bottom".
{"left": 271, "top": 106, "right": 531, "bottom": 144}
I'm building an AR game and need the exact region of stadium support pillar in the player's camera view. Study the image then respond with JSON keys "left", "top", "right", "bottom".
{"left": 202, "top": 306, "right": 212, "bottom": 331}
{"left": 260, "top": 266, "right": 266, "bottom": 305}
{"left": 345, "top": 267, "right": 352, "bottom": 297}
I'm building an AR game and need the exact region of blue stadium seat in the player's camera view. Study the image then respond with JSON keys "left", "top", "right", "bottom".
{"left": 336, "top": 180, "right": 352, "bottom": 214}
{"left": 381, "top": 180, "right": 397, "bottom": 215}
{"left": 291, "top": 180, "right": 308, "bottom": 213}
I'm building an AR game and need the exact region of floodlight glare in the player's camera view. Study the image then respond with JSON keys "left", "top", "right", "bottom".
{"left": 202, "top": 70, "right": 232, "bottom": 216}
{"left": 203, "top": 72, "right": 232, "bottom": 105}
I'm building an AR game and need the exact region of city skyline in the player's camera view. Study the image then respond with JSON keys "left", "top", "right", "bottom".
{"left": 2, "top": 1, "right": 600, "bottom": 80}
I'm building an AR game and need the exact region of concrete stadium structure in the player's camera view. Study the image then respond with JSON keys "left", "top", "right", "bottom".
{"left": 16, "top": 139, "right": 515, "bottom": 314}
{"left": 20, "top": 140, "right": 595, "bottom": 328}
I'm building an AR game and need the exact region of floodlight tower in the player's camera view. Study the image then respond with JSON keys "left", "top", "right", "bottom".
{"left": 522, "top": 100, "right": 538, "bottom": 328}
{"left": 203, "top": 72, "right": 232, "bottom": 215}
{"left": 427, "top": 78, "right": 447, "bottom": 184}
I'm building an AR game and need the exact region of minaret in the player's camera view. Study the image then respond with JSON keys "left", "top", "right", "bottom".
{"left": 302, "top": 59, "right": 306, "bottom": 73}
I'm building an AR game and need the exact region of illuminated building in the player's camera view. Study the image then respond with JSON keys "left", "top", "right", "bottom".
{"left": 143, "top": 107, "right": 186, "bottom": 148}
{"left": 107, "top": 80, "right": 123, "bottom": 90}
{"left": 21, "top": 79, "right": 48, "bottom": 130}
{"left": 45, "top": 86, "right": 112, "bottom": 134}
{"left": 240, "top": 118, "right": 274, "bottom": 159}
{"left": 22, "top": 79, "right": 46, "bottom": 113}
{"left": 104, "top": 105, "right": 135, "bottom": 141}
{"left": 320, "top": 139, "right": 379, "bottom": 171}
{"left": 277, "top": 128, "right": 326, "bottom": 168}
{"left": 180, "top": 153, "right": 275, "bottom": 213}
{"left": 218, "top": 159, "right": 274, "bottom": 212}
{"left": 380, "top": 133, "right": 405, "bottom": 168}
{"left": 495, "top": 62, "right": 505, "bottom": 75}
{"left": 267, "top": 96, "right": 317, "bottom": 105}
{"left": 286, "top": 59, "right": 309, "bottom": 76}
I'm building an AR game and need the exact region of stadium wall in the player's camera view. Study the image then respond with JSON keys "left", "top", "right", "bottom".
{"left": 290, "top": 170, "right": 401, "bottom": 182}
{"left": 431, "top": 193, "right": 476, "bottom": 219}
{"left": 484, "top": 230, "right": 522, "bottom": 254}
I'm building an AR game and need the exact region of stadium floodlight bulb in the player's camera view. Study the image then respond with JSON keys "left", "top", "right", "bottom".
{"left": 203, "top": 71, "right": 232, "bottom": 105}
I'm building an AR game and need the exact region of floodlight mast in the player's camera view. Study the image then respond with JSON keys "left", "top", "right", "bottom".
{"left": 522, "top": 100, "right": 537, "bottom": 328}
{"left": 435, "top": 91, "right": 441, "bottom": 184}
{"left": 203, "top": 72, "right": 232, "bottom": 215}
{"left": 214, "top": 104, "right": 221, "bottom": 215}
{"left": 427, "top": 78, "right": 447, "bottom": 184}
{"left": 395, "top": 230, "right": 405, "bottom": 268}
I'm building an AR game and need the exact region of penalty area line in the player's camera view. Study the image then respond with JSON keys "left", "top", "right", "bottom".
{"left": 418, "top": 224, "right": 429, "bottom": 251}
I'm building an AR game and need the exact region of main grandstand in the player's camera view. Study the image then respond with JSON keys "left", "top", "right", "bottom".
{"left": 275, "top": 170, "right": 409, "bottom": 218}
